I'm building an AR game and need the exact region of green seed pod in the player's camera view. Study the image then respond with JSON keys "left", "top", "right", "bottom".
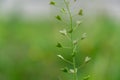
{"left": 78, "top": 9, "right": 83, "bottom": 16}
{"left": 72, "top": 51, "right": 76, "bottom": 57}
{"left": 56, "top": 15, "right": 62, "bottom": 21}
{"left": 68, "top": 29, "right": 73, "bottom": 33}
{"left": 60, "top": 67, "right": 69, "bottom": 73}
{"left": 56, "top": 43, "right": 62, "bottom": 48}
{"left": 60, "top": 8, "right": 66, "bottom": 13}
{"left": 50, "top": 1, "right": 56, "bottom": 5}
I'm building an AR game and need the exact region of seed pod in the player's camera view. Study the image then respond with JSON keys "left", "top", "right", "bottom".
{"left": 56, "top": 43, "right": 62, "bottom": 48}
{"left": 72, "top": 52, "right": 76, "bottom": 57}
{"left": 56, "top": 15, "right": 62, "bottom": 21}
{"left": 60, "top": 67, "right": 69, "bottom": 73}
{"left": 68, "top": 29, "right": 73, "bottom": 33}
{"left": 50, "top": 1, "right": 56, "bottom": 5}
{"left": 60, "top": 8, "right": 66, "bottom": 13}
{"left": 78, "top": 9, "right": 83, "bottom": 16}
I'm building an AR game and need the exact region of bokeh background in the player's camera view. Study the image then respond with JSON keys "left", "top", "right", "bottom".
{"left": 0, "top": 0, "right": 120, "bottom": 80}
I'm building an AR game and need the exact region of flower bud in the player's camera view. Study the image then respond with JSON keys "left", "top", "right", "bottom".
{"left": 76, "top": 20, "right": 82, "bottom": 25}
{"left": 85, "top": 56, "right": 91, "bottom": 63}
{"left": 81, "top": 33, "right": 87, "bottom": 40}
{"left": 57, "top": 55, "right": 64, "bottom": 60}
{"left": 69, "top": 68, "right": 77, "bottom": 73}
{"left": 59, "top": 29, "right": 67, "bottom": 36}
{"left": 73, "top": 40, "right": 78, "bottom": 45}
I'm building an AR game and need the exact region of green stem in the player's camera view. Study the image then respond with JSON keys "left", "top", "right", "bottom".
{"left": 73, "top": 57, "right": 77, "bottom": 80}
{"left": 63, "top": 58, "right": 73, "bottom": 65}
{"left": 63, "top": 0, "right": 73, "bottom": 30}
{"left": 63, "top": 0, "right": 77, "bottom": 80}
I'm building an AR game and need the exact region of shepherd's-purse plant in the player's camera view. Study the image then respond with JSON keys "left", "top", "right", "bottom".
{"left": 50, "top": 0, "right": 91, "bottom": 80}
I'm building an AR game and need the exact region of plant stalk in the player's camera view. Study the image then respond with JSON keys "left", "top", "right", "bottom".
{"left": 63, "top": 0, "right": 78, "bottom": 80}
{"left": 73, "top": 57, "right": 77, "bottom": 80}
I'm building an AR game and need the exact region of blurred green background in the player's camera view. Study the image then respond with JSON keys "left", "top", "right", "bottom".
{"left": 0, "top": 0, "right": 120, "bottom": 80}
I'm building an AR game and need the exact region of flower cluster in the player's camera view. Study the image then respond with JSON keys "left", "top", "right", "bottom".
{"left": 50, "top": 0, "right": 91, "bottom": 80}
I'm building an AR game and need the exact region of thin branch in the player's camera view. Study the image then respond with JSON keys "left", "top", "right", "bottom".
{"left": 62, "top": 58, "right": 73, "bottom": 65}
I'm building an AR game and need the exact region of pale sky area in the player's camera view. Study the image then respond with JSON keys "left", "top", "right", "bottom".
{"left": 0, "top": 0, "right": 120, "bottom": 19}
{"left": 0, "top": 0, "right": 50, "bottom": 18}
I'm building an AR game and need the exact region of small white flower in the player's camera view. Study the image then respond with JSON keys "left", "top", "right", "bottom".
{"left": 76, "top": 20, "right": 82, "bottom": 25}
{"left": 69, "top": 68, "right": 77, "bottom": 73}
{"left": 73, "top": 40, "right": 78, "bottom": 45}
{"left": 57, "top": 55, "right": 64, "bottom": 60}
{"left": 59, "top": 29, "right": 67, "bottom": 36}
{"left": 85, "top": 56, "right": 91, "bottom": 63}
{"left": 81, "top": 33, "right": 87, "bottom": 40}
